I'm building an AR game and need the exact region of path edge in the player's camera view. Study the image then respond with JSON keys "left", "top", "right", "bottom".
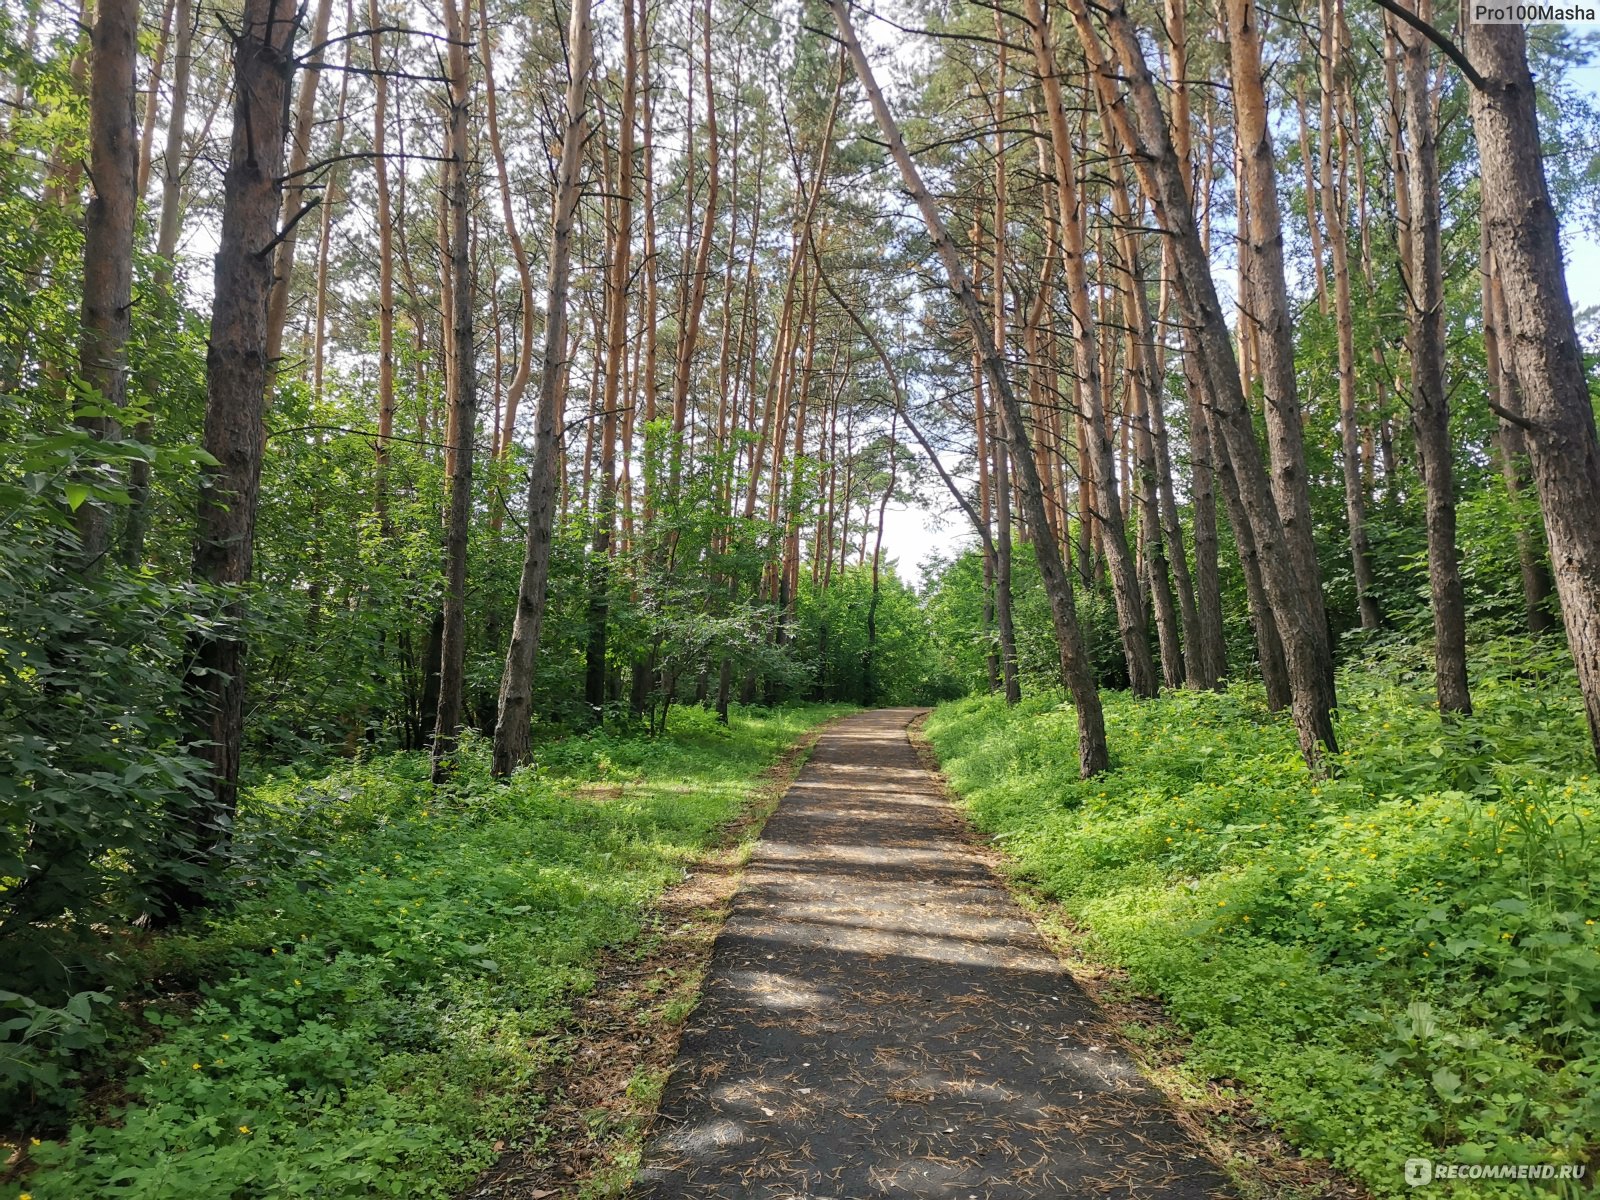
{"left": 461, "top": 709, "right": 856, "bottom": 1200}
{"left": 905, "top": 713, "right": 1369, "bottom": 1200}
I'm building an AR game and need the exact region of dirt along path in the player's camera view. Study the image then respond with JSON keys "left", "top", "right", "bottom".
{"left": 632, "top": 708, "right": 1231, "bottom": 1199}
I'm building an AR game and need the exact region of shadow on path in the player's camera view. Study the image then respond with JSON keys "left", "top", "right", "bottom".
{"left": 633, "top": 708, "right": 1230, "bottom": 1199}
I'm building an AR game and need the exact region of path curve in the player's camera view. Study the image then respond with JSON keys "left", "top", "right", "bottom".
{"left": 633, "top": 708, "right": 1230, "bottom": 1199}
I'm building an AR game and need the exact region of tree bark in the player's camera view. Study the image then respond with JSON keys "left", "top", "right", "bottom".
{"left": 429, "top": 0, "right": 479, "bottom": 782}
{"left": 1324, "top": 0, "right": 1382, "bottom": 631}
{"left": 1065, "top": 0, "right": 1337, "bottom": 764}
{"left": 263, "top": 0, "right": 335, "bottom": 374}
{"left": 1026, "top": 0, "right": 1158, "bottom": 697}
{"left": 181, "top": 0, "right": 299, "bottom": 901}
{"left": 1396, "top": 0, "right": 1470, "bottom": 714}
{"left": 135, "top": 0, "right": 175, "bottom": 198}
{"left": 1466, "top": 20, "right": 1600, "bottom": 761}
{"left": 584, "top": 0, "right": 638, "bottom": 716}
{"left": 480, "top": 0, "right": 537, "bottom": 463}
{"left": 492, "top": 0, "right": 593, "bottom": 775}
{"left": 72, "top": 0, "right": 139, "bottom": 567}
{"left": 669, "top": 0, "right": 719, "bottom": 496}
{"left": 369, "top": 0, "right": 395, "bottom": 514}
{"left": 1225, "top": 0, "right": 1336, "bottom": 704}
{"left": 1483, "top": 240, "right": 1555, "bottom": 635}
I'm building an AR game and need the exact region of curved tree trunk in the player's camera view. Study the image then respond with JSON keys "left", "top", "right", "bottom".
{"left": 1067, "top": 0, "right": 1337, "bottom": 764}
{"left": 1026, "top": 0, "right": 1158, "bottom": 697}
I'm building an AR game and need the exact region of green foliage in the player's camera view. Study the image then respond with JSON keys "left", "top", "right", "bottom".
{"left": 792, "top": 563, "right": 960, "bottom": 705}
{"left": 7, "top": 704, "right": 846, "bottom": 1200}
{"left": 926, "top": 640, "right": 1597, "bottom": 1198}
{"left": 0, "top": 426, "right": 216, "bottom": 1019}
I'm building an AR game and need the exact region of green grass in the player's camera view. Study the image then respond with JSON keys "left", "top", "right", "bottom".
{"left": 8, "top": 703, "right": 848, "bottom": 1200}
{"left": 924, "top": 637, "right": 1598, "bottom": 1199}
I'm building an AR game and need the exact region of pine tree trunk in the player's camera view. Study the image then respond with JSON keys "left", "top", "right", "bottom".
{"left": 1027, "top": 0, "right": 1158, "bottom": 697}
{"left": 1069, "top": 0, "right": 1337, "bottom": 764}
{"left": 1483, "top": 242, "right": 1555, "bottom": 635}
{"left": 1396, "top": 1, "right": 1469, "bottom": 714}
{"left": 72, "top": 0, "right": 139, "bottom": 566}
{"left": 181, "top": 0, "right": 299, "bottom": 902}
{"left": 1467, "top": 20, "right": 1600, "bottom": 761}
{"left": 1324, "top": 0, "right": 1381, "bottom": 631}
{"left": 584, "top": 0, "right": 637, "bottom": 716}
{"left": 492, "top": 0, "right": 593, "bottom": 775}
{"left": 480, "top": 0, "right": 537, "bottom": 464}
{"left": 1225, "top": 0, "right": 1335, "bottom": 704}
{"left": 368, "top": 0, "right": 395, "bottom": 516}
{"left": 263, "top": 0, "right": 335, "bottom": 373}
{"left": 430, "top": 0, "right": 480, "bottom": 783}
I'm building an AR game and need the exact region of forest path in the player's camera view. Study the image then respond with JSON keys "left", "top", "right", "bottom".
{"left": 632, "top": 708, "right": 1230, "bottom": 1199}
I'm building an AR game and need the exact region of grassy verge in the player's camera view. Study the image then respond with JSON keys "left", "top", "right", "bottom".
{"left": 924, "top": 638, "right": 1597, "bottom": 1199}
{"left": 5, "top": 703, "right": 849, "bottom": 1200}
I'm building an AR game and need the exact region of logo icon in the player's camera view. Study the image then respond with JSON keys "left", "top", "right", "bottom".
{"left": 1405, "top": 1158, "right": 1434, "bottom": 1187}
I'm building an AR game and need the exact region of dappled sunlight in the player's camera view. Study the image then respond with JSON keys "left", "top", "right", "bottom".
{"left": 636, "top": 710, "right": 1228, "bottom": 1199}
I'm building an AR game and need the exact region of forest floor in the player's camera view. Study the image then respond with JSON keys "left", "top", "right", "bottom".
{"left": 623, "top": 708, "right": 1232, "bottom": 1199}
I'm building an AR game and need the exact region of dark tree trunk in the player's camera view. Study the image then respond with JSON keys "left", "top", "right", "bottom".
{"left": 180, "top": 0, "right": 299, "bottom": 905}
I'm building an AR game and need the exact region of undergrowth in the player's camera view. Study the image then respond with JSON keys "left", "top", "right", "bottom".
{"left": 3, "top": 703, "right": 847, "bottom": 1200}
{"left": 925, "top": 636, "right": 1597, "bottom": 1199}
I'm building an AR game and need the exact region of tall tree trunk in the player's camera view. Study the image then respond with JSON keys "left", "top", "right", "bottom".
{"left": 1066, "top": 0, "right": 1337, "bottom": 764}
{"left": 1027, "top": 0, "right": 1158, "bottom": 697}
{"left": 180, "top": 0, "right": 299, "bottom": 904}
{"left": 1185, "top": 340, "right": 1229, "bottom": 687}
{"left": 1466, "top": 21, "right": 1600, "bottom": 761}
{"left": 369, "top": 0, "right": 395, "bottom": 514}
{"left": 1323, "top": 0, "right": 1381, "bottom": 631}
{"left": 669, "top": 0, "right": 719, "bottom": 496}
{"left": 1225, "top": 0, "right": 1335, "bottom": 704}
{"left": 135, "top": 0, "right": 175, "bottom": 198}
{"left": 123, "top": 0, "right": 194, "bottom": 562}
{"left": 989, "top": 38, "right": 1021, "bottom": 705}
{"left": 1396, "top": 1, "right": 1470, "bottom": 714}
{"left": 584, "top": 0, "right": 638, "bottom": 717}
{"left": 72, "top": 0, "right": 139, "bottom": 566}
{"left": 829, "top": 0, "right": 1108, "bottom": 774}
{"left": 480, "top": 0, "right": 537, "bottom": 463}
{"left": 429, "top": 0, "right": 479, "bottom": 782}
{"left": 152, "top": 0, "right": 195, "bottom": 272}
{"left": 492, "top": 0, "right": 593, "bottom": 775}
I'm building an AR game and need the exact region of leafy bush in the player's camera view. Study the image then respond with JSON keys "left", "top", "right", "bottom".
{"left": 5, "top": 703, "right": 846, "bottom": 1200}
{"left": 925, "top": 638, "right": 1597, "bottom": 1198}
{"left": 0, "top": 427, "right": 217, "bottom": 1056}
